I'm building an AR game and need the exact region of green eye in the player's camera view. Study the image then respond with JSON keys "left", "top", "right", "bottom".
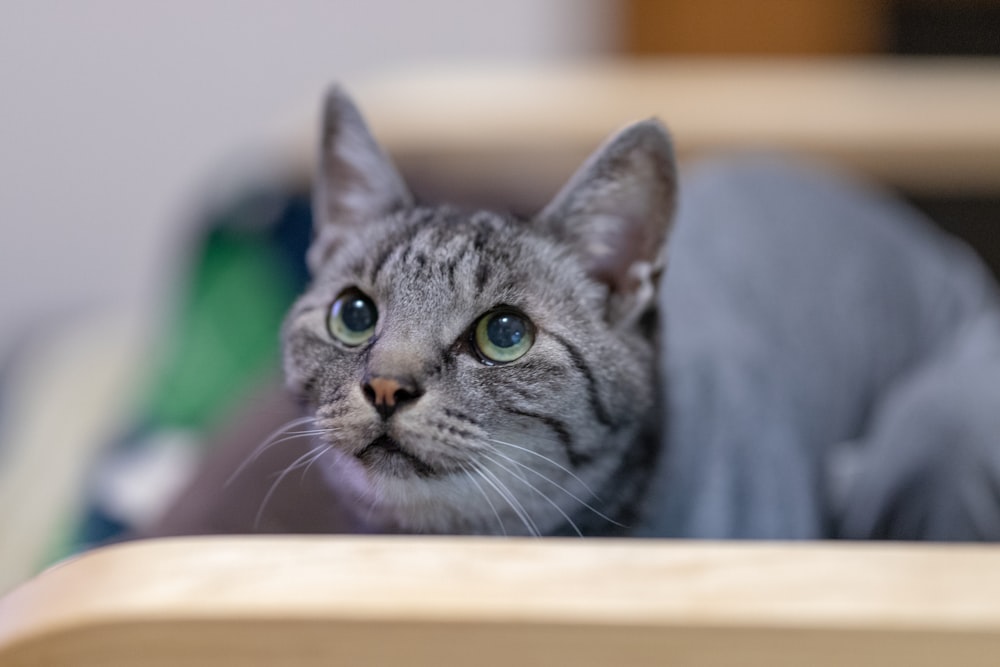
{"left": 474, "top": 311, "right": 534, "bottom": 363}
{"left": 328, "top": 290, "right": 377, "bottom": 346}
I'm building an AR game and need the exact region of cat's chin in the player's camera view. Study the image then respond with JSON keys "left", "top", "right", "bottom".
{"left": 355, "top": 435, "right": 437, "bottom": 478}
{"left": 318, "top": 445, "right": 541, "bottom": 535}
{"left": 315, "top": 443, "right": 455, "bottom": 532}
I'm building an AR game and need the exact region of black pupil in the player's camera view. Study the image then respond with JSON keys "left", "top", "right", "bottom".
{"left": 487, "top": 314, "right": 525, "bottom": 348}
{"left": 342, "top": 297, "right": 375, "bottom": 332}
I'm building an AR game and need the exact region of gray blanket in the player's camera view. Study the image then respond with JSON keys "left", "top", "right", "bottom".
{"left": 639, "top": 155, "right": 1000, "bottom": 539}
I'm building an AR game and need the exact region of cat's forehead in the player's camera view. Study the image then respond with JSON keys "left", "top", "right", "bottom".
{"left": 316, "top": 205, "right": 595, "bottom": 324}
{"left": 334, "top": 208, "right": 541, "bottom": 281}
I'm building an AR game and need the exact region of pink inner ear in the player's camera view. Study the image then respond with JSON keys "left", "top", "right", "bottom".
{"left": 580, "top": 159, "right": 670, "bottom": 295}
{"left": 531, "top": 119, "right": 675, "bottom": 297}
{"left": 589, "top": 218, "right": 650, "bottom": 294}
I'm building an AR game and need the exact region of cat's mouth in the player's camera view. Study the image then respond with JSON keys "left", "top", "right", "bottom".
{"left": 356, "top": 435, "right": 436, "bottom": 478}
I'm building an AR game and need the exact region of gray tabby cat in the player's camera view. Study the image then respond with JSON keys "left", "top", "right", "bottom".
{"left": 282, "top": 87, "right": 672, "bottom": 536}
{"left": 282, "top": 86, "right": 1000, "bottom": 540}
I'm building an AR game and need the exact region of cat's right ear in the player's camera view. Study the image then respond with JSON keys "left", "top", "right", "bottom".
{"left": 534, "top": 119, "right": 676, "bottom": 325}
{"left": 308, "top": 86, "right": 413, "bottom": 273}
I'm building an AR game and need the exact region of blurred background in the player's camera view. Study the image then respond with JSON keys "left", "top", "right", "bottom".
{"left": 0, "top": 0, "right": 613, "bottom": 366}
{"left": 2, "top": 0, "right": 999, "bottom": 365}
{"left": 1, "top": 0, "right": 998, "bottom": 590}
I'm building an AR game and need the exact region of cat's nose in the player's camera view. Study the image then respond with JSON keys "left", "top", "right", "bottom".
{"left": 362, "top": 375, "right": 422, "bottom": 420}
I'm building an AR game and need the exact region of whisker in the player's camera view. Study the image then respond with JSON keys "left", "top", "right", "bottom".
{"left": 227, "top": 415, "right": 324, "bottom": 486}
{"left": 474, "top": 464, "right": 541, "bottom": 537}
{"left": 227, "top": 430, "right": 329, "bottom": 487}
{"left": 484, "top": 445, "right": 624, "bottom": 529}
{"left": 481, "top": 453, "right": 583, "bottom": 537}
{"left": 488, "top": 437, "right": 601, "bottom": 500}
{"left": 460, "top": 463, "right": 507, "bottom": 536}
{"left": 299, "top": 444, "right": 333, "bottom": 482}
{"left": 472, "top": 465, "right": 535, "bottom": 537}
{"left": 257, "top": 416, "right": 321, "bottom": 452}
{"left": 254, "top": 444, "right": 329, "bottom": 529}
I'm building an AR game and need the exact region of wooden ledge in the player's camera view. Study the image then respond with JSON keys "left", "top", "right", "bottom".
{"left": 2, "top": 537, "right": 1000, "bottom": 666}
{"left": 280, "top": 59, "right": 1000, "bottom": 198}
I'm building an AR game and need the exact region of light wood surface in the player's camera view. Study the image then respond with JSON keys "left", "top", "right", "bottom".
{"left": 281, "top": 59, "right": 1000, "bottom": 198}
{"left": 0, "top": 314, "right": 150, "bottom": 595}
{"left": 2, "top": 537, "right": 1000, "bottom": 666}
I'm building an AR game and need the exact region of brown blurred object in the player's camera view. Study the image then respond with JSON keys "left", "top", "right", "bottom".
{"left": 622, "top": 0, "right": 890, "bottom": 55}
{"left": 622, "top": 0, "right": 1000, "bottom": 56}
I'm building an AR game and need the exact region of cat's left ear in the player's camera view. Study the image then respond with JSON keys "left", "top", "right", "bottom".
{"left": 309, "top": 85, "right": 414, "bottom": 273}
{"left": 534, "top": 119, "right": 676, "bottom": 323}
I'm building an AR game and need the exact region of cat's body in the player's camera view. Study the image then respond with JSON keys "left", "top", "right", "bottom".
{"left": 155, "top": 87, "right": 1000, "bottom": 541}
{"left": 646, "top": 157, "right": 1000, "bottom": 539}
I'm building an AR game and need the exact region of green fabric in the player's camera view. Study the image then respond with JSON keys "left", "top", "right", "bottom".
{"left": 141, "top": 230, "right": 296, "bottom": 431}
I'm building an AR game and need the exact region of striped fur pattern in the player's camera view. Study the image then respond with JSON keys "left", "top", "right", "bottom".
{"left": 282, "top": 87, "right": 675, "bottom": 536}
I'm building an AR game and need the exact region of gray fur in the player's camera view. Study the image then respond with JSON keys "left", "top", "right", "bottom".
{"left": 283, "top": 88, "right": 673, "bottom": 535}
{"left": 638, "top": 155, "right": 1000, "bottom": 540}
{"left": 308, "top": 86, "right": 413, "bottom": 273}
{"left": 285, "top": 87, "right": 1000, "bottom": 540}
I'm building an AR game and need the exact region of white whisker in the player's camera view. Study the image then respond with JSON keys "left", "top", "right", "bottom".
{"left": 473, "top": 464, "right": 540, "bottom": 537}
{"left": 484, "top": 444, "right": 624, "bottom": 529}
{"left": 481, "top": 453, "right": 582, "bottom": 537}
{"left": 254, "top": 444, "right": 330, "bottom": 529}
{"left": 299, "top": 444, "right": 333, "bottom": 481}
{"left": 227, "top": 431, "right": 327, "bottom": 487}
{"left": 227, "top": 415, "right": 325, "bottom": 486}
{"left": 488, "top": 437, "right": 600, "bottom": 500}
{"left": 460, "top": 463, "right": 507, "bottom": 536}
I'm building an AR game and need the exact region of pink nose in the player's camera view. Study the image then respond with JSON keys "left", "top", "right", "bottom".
{"left": 362, "top": 375, "right": 422, "bottom": 420}
{"left": 367, "top": 377, "right": 402, "bottom": 407}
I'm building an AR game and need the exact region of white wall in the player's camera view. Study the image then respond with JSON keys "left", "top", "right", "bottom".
{"left": 0, "top": 0, "right": 613, "bottom": 359}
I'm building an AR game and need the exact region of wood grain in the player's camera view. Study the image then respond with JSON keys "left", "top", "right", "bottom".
{"left": 2, "top": 537, "right": 1000, "bottom": 665}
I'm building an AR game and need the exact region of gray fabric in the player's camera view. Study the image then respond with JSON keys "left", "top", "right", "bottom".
{"left": 637, "top": 155, "right": 1000, "bottom": 539}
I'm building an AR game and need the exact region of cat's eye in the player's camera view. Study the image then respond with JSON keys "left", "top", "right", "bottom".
{"left": 328, "top": 290, "right": 378, "bottom": 346}
{"left": 474, "top": 310, "right": 534, "bottom": 364}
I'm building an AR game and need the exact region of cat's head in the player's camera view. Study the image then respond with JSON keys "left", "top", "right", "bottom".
{"left": 282, "top": 86, "right": 676, "bottom": 535}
